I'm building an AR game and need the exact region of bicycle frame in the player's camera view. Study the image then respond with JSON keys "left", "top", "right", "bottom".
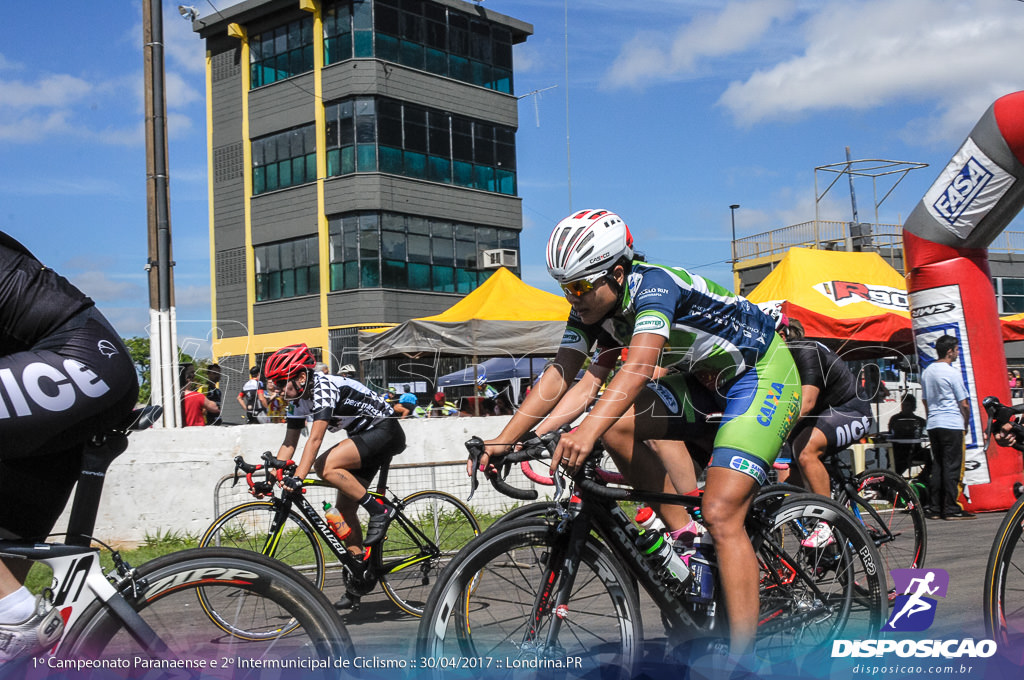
{"left": 1, "top": 406, "right": 170, "bottom": 657}
{"left": 533, "top": 481, "right": 835, "bottom": 643}
{"left": 822, "top": 457, "right": 898, "bottom": 549}
{"left": 258, "top": 480, "right": 444, "bottom": 580}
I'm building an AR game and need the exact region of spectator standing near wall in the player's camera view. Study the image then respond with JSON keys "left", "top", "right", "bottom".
{"left": 920, "top": 335, "right": 975, "bottom": 520}
{"left": 237, "top": 366, "right": 270, "bottom": 423}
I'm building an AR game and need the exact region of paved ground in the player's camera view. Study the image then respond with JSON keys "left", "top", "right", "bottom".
{"left": 324, "top": 509, "right": 1011, "bottom": 678}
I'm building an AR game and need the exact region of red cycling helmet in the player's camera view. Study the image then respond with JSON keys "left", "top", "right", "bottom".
{"left": 264, "top": 343, "right": 316, "bottom": 382}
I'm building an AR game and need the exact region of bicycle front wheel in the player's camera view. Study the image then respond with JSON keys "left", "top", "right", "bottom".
{"left": 61, "top": 548, "right": 352, "bottom": 673}
{"left": 416, "top": 517, "right": 641, "bottom": 680}
{"left": 755, "top": 494, "right": 887, "bottom": 664}
{"left": 199, "top": 501, "right": 326, "bottom": 589}
{"left": 984, "top": 495, "right": 1024, "bottom": 653}
{"left": 843, "top": 468, "right": 927, "bottom": 572}
{"left": 377, "top": 490, "right": 481, "bottom": 617}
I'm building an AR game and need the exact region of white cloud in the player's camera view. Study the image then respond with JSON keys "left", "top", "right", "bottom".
{"left": 0, "top": 73, "right": 93, "bottom": 111}
{"left": 66, "top": 271, "right": 145, "bottom": 303}
{"left": 603, "top": 0, "right": 796, "bottom": 90}
{"left": 718, "top": 0, "right": 1024, "bottom": 139}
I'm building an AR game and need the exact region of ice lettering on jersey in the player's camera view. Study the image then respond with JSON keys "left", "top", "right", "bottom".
{"left": 0, "top": 359, "right": 111, "bottom": 419}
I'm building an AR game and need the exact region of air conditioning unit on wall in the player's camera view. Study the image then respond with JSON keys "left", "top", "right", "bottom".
{"left": 478, "top": 248, "right": 518, "bottom": 269}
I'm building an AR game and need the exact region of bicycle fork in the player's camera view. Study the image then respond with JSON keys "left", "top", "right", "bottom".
{"left": 519, "top": 509, "right": 590, "bottom": 659}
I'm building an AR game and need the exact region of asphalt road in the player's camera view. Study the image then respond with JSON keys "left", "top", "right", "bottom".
{"left": 317, "top": 509, "right": 1011, "bottom": 678}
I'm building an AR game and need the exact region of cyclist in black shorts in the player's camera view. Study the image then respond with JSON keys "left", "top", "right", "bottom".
{"left": 264, "top": 344, "right": 406, "bottom": 607}
{"left": 779, "top": 318, "right": 872, "bottom": 545}
{"left": 0, "top": 231, "right": 138, "bottom": 661}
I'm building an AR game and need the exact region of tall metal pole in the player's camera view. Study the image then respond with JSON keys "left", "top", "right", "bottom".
{"left": 729, "top": 204, "right": 740, "bottom": 293}
{"left": 144, "top": 0, "right": 180, "bottom": 426}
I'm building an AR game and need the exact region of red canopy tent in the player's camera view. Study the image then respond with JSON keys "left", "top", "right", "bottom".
{"left": 746, "top": 248, "right": 914, "bottom": 358}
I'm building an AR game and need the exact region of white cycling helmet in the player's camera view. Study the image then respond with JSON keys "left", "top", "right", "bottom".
{"left": 546, "top": 209, "right": 634, "bottom": 284}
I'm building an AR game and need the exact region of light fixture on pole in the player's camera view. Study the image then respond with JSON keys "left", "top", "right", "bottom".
{"left": 729, "top": 204, "right": 740, "bottom": 265}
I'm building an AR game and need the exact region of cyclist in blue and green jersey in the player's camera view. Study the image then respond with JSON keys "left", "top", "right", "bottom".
{"left": 471, "top": 209, "right": 801, "bottom": 661}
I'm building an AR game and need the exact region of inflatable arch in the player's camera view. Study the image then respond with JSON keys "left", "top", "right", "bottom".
{"left": 903, "top": 91, "right": 1024, "bottom": 512}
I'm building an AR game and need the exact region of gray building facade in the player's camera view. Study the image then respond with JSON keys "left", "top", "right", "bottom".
{"left": 193, "top": 0, "right": 533, "bottom": 408}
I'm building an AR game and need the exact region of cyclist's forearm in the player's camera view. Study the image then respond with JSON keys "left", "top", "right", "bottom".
{"left": 576, "top": 355, "right": 655, "bottom": 441}
{"left": 538, "top": 372, "right": 602, "bottom": 434}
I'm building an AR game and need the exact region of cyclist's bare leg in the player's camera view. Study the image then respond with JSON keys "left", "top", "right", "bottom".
{"left": 315, "top": 439, "right": 372, "bottom": 551}
{"left": 701, "top": 466, "right": 759, "bottom": 658}
{"left": 334, "top": 491, "right": 367, "bottom": 557}
{"left": 603, "top": 392, "right": 696, "bottom": 530}
{"left": 789, "top": 426, "right": 831, "bottom": 497}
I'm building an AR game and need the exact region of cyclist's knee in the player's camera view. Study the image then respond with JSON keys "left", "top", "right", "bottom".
{"left": 700, "top": 495, "right": 747, "bottom": 540}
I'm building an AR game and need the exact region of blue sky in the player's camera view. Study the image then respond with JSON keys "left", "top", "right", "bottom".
{"left": 2, "top": 0, "right": 1024, "bottom": 358}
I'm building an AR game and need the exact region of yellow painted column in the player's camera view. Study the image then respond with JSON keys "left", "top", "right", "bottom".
{"left": 303, "top": 0, "right": 332, "bottom": 364}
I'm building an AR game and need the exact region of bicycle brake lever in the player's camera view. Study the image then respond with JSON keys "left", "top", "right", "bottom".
{"left": 466, "top": 436, "right": 484, "bottom": 502}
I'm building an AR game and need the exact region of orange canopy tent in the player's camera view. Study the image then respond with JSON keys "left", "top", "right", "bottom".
{"left": 746, "top": 248, "right": 914, "bottom": 357}
{"left": 1003, "top": 313, "right": 1024, "bottom": 342}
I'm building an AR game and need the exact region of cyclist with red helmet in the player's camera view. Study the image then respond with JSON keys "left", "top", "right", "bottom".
{"left": 472, "top": 209, "right": 801, "bottom": 664}
{"left": 264, "top": 344, "right": 405, "bottom": 607}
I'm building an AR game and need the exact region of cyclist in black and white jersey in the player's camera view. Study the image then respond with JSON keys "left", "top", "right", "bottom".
{"left": 264, "top": 344, "right": 405, "bottom": 591}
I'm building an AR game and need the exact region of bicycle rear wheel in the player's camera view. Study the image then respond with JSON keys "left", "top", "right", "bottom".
{"left": 842, "top": 468, "right": 927, "bottom": 572}
{"left": 61, "top": 548, "right": 352, "bottom": 673}
{"left": 984, "top": 495, "right": 1024, "bottom": 656}
{"left": 416, "top": 517, "right": 641, "bottom": 680}
{"left": 199, "top": 501, "right": 326, "bottom": 637}
{"left": 377, "top": 490, "right": 481, "bottom": 617}
{"left": 755, "top": 494, "right": 887, "bottom": 664}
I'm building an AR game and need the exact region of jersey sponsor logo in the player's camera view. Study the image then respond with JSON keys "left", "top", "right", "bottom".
{"left": 634, "top": 315, "right": 667, "bottom": 333}
{"left": 728, "top": 455, "right": 767, "bottom": 485}
{"left": 561, "top": 329, "right": 584, "bottom": 346}
{"left": 647, "top": 382, "right": 680, "bottom": 415}
{"left": 813, "top": 281, "right": 909, "bottom": 312}
{"left": 756, "top": 382, "right": 785, "bottom": 426}
{"left": 97, "top": 340, "right": 119, "bottom": 357}
{"left": 0, "top": 359, "right": 111, "bottom": 420}
{"left": 835, "top": 414, "right": 870, "bottom": 448}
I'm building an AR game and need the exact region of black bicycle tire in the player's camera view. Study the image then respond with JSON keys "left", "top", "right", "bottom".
{"left": 377, "top": 490, "right": 481, "bottom": 617}
{"left": 415, "top": 516, "right": 642, "bottom": 680}
{"left": 198, "top": 500, "right": 326, "bottom": 637}
{"left": 60, "top": 547, "right": 353, "bottom": 667}
{"left": 845, "top": 468, "right": 927, "bottom": 571}
{"left": 984, "top": 494, "right": 1024, "bottom": 644}
{"left": 754, "top": 494, "right": 887, "bottom": 663}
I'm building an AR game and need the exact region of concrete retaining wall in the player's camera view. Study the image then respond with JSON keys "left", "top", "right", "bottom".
{"left": 55, "top": 398, "right": 917, "bottom": 546}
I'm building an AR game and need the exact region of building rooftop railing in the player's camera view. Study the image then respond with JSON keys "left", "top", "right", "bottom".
{"left": 735, "top": 221, "right": 1024, "bottom": 274}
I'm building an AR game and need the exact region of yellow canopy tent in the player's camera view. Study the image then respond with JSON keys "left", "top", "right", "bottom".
{"left": 357, "top": 267, "right": 570, "bottom": 359}
{"left": 746, "top": 247, "right": 914, "bottom": 357}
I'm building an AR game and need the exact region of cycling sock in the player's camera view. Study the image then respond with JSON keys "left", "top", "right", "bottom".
{"left": 358, "top": 494, "right": 388, "bottom": 515}
{"left": 0, "top": 587, "right": 35, "bottom": 624}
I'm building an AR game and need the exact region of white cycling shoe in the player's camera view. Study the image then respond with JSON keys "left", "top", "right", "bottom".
{"left": 0, "top": 595, "right": 64, "bottom": 664}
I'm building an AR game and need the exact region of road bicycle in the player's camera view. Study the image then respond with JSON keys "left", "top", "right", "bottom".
{"left": 200, "top": 452, "right": 480, "bottom": 621}
{"left": 765, "top": 448, "right": 927, "bottom": 576}
{"left": 1, "top": 406, "right": 352, "bottom": 677}
{"left": 416, "top": 433, "right": 888, "bottom": 678}
{"left": 981, "top": 395, "right": 1024, "bottom": 653}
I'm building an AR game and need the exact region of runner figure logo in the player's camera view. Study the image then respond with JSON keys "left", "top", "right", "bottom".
{"left": 884, "top": 568, "right": 949, "bottom": 632}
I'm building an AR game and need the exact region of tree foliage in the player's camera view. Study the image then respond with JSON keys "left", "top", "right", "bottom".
{"left": 122, "top": 336, "right": 206, "bottom": 403}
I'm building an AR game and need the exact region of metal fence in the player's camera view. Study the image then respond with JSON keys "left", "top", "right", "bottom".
{"left": 213, "top": 460, "right": 565, "bottom": 526}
